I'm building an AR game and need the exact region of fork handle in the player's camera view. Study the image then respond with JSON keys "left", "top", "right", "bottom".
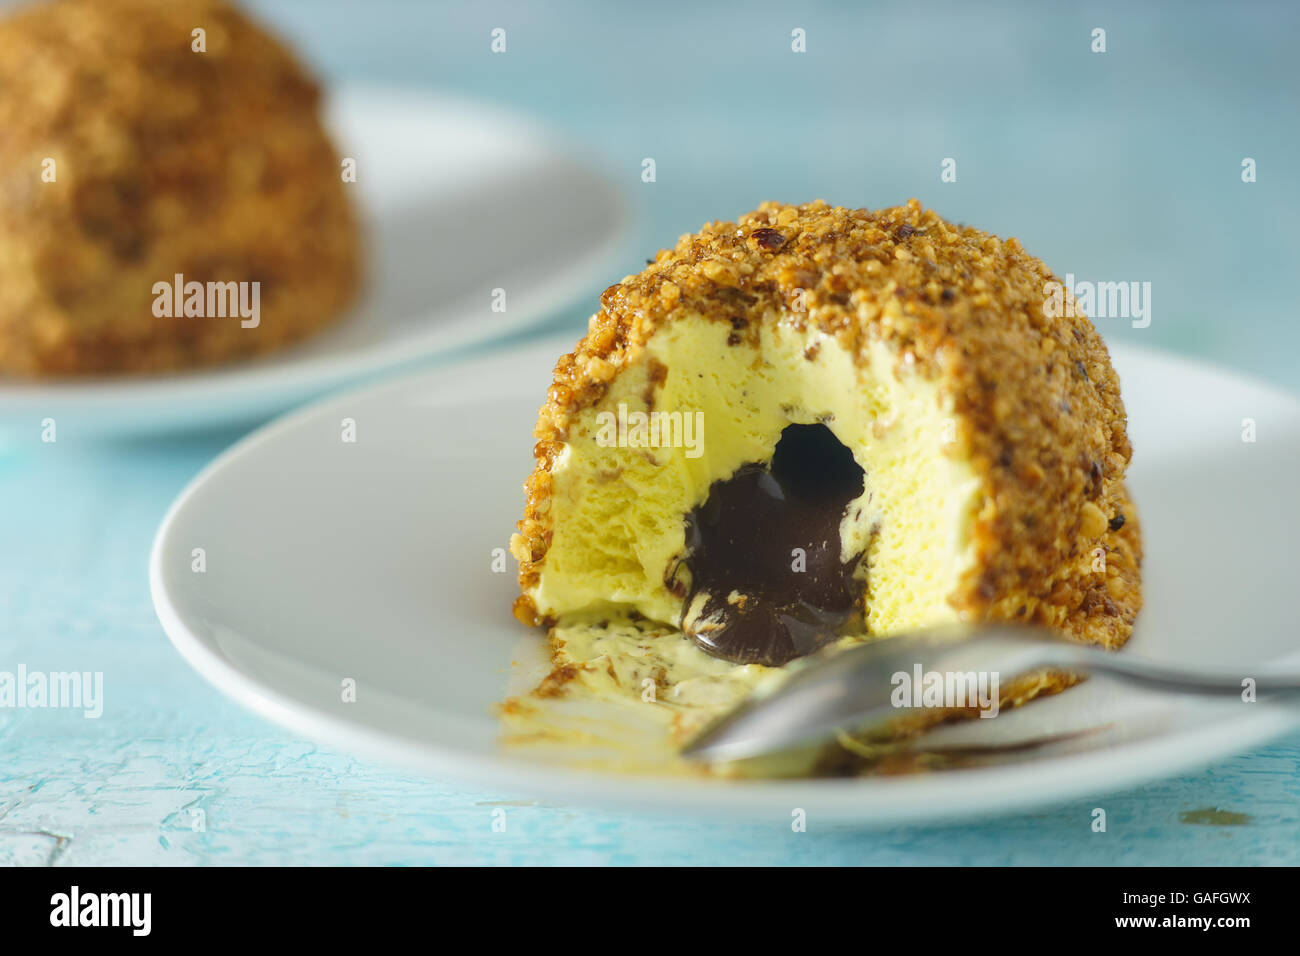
{"left": 1054, "top": 647, "right": 1300, "bottom": 698}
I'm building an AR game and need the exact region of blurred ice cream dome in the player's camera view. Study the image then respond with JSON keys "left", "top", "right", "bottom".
{"left": 0, "top": 0, "right": 359, "bottom": 377}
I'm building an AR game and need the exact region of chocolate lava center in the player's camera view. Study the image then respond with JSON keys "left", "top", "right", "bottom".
{"left": 678, "top": 424, "right": 866, "bottom": 666}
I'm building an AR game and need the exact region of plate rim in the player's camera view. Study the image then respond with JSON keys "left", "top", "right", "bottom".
{"left": 149, "top": 334, "right": 1300, "bottom": 823}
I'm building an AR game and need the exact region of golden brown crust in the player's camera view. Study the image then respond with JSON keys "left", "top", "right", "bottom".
{"left": 0, "top": 0, "right": 360, "bottom": 376}
{"left": 512, "top": 199, "right": 1141, "bottom": 649}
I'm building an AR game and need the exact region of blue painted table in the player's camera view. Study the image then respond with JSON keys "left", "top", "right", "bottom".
{"left": 3, "top": 0, "right": 1299, "bottom": 864}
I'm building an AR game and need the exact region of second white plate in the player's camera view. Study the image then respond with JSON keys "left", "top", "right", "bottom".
{"left": 0, "top": 86, "right": 627, "bottom": 439}
{"left": 151, "top": 334, "right": 1300, "bottom": 823}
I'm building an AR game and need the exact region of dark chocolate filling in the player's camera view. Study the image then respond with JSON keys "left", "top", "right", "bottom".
{"left": 675, "top": 423, "right": 867, "bottom": 666}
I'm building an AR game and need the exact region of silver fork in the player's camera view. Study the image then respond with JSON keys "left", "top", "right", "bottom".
{"left": 680, "top": 623, "right": 1300, "bottom": 762}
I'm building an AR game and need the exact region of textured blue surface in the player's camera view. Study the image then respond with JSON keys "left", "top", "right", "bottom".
{"left": 3, "top": 0, "right": 1300, "bottom": 865}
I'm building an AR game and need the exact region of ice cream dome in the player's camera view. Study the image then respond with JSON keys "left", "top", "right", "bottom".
{"left": 510, "top": 200, "right": 1142, "bottom": 669}
{"left": 0, "top": 0, "right": 360, "bottom": 376}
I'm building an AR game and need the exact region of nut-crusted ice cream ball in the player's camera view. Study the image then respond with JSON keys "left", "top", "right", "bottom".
{"left": 511, "top": 200, "right": 1142, "bottom": 666}
{"left": 0, "top": 0, "right": 360, "bottom": 376}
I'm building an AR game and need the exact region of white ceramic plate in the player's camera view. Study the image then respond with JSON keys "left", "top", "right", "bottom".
{"left": 0, "top": 87, "right": 627, "bottom": 439}
{"left": 151, "top": 334, "right": 1300, "bottom": 824}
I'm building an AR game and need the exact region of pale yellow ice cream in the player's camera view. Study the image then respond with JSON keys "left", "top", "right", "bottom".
{"left": 504, "top": 314, "right": 988, "bottom": 775}
{"left": 501, "top": 613, "right": 828, "bottom": 777}
{"left": 526, "top": 314, "right": 984, "bottom": 638}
